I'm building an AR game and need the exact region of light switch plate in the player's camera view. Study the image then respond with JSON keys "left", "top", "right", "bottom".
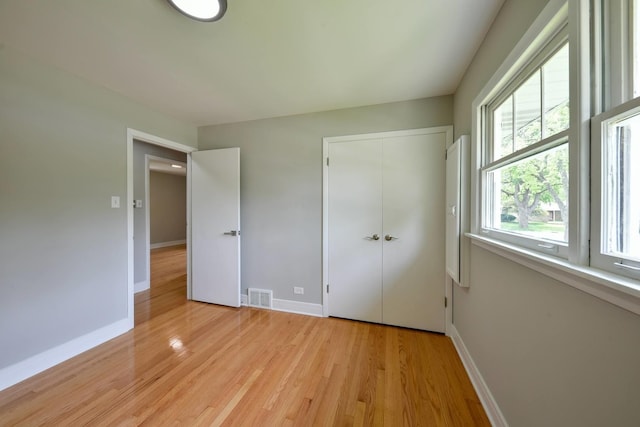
{"left": 111, "top": 196, "right": 120, "bottom": 208}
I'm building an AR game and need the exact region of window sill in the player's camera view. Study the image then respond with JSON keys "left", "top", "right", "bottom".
{"left": 467, "top": 233, "right": 640, "bottom": 316}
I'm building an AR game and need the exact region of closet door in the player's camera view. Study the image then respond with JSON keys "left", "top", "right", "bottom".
{"left": 328, "top": 139, "right": 383, "bottom": 323}
{"left": 382, "top": 133, "right": 446, "bottom": 332}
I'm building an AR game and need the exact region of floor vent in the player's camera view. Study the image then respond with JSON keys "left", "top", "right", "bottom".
{"left": 247, "top": 288, "right": 273, "bottom": 309}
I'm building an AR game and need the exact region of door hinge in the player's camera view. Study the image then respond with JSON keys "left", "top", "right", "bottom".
{"left": 445, "top": 151, "right": 448, "bottom": 160}
{"left": 444, "top": 297, "right": 448, "bottom": 308}
{"left": 326, "top": 284, "right": 329, "bottom": 293}
{"left": 326, "top": 157, "right": 330, "bottom": 166}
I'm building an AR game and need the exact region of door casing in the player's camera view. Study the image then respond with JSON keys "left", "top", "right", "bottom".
{"left": 126, "top": 128, "right": 195, "bottom": 329}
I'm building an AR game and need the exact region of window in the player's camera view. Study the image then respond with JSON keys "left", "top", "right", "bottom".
{"left": 591, "top": 0, "right": 640, "bottom": 280}
{"left": 481, "top": 31, "right": 570, "bottom": 256}
{"left": 470, "top": 0, "right": 640, "bottom": 310}
{"left": 602, "top": 108, "right": 640, "bottom": 261}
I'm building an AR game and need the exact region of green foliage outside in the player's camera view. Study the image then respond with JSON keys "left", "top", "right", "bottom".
{"left": 498, "top": 102, "right": 569, "bottom": 242}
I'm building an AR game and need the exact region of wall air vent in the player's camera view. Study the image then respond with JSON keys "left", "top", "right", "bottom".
{"left": 247, "top": 288, "right": 273, "bottom": 309}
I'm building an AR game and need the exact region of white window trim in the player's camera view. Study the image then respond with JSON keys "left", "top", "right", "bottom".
{"left": 469, "top": 0, "right": 640, "bottom": 314}
{"left": 603, "top": 0, "right": 634, "bottom": 109}
{"left": 473, "top": 0, "right": 575, "bottom": 256}
{"left": 471, "top": 0, "right": 570, "bottom": 239}
{"left": 591, "top": 0, "right": 640, "bottom": 281}
{"left": 590, "top": 96, "right": 640, "bottom": 279}
{"left": 480, "top": 131, "right": 571, "bottom": 259}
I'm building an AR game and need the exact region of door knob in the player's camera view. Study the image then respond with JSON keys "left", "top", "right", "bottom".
{"left": 223, "top": 230, "right": 239, "bottom": 236}
{"left": 366, "top": 234, "right": 380, "bottom": 241}
{"left": 385, "top": 234, "right": 398, "bottom": 241}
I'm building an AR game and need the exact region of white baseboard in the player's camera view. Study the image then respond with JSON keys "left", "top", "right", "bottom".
{"left": 240, "top": 294, "right": 323, "bottom": 317}
{"left": 150, "top": 239, "right": 186, "bottom": 249}
{"left": 134, "top": 280, "right": 149, "bottom": 293}
{"left": 449, "top": 325, "right": 508, "bottom": 427}
{"left": 0, "top": 318, "right": 131, "bottom": 392}
{"left": 272, "top": 298, "right": 323, "bottom": 317}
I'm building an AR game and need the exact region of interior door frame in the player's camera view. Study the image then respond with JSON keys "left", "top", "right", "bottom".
{"left": 322, "top": 126, "right": 454, "bottom": 335}
{"left": 126, "top": 128, "right": 196, "bottom": 329}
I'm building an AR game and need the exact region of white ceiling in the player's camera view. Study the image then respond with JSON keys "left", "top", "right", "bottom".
{"left": 0, "top": 0, "right": 504, "bottom": 127}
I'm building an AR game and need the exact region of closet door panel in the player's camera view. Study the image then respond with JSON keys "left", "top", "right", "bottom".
{"left": 328, "top": 139, "right": 383, "bottom": 323}
{"left": 382, "top": 133, "right": 446, "bottom": 332}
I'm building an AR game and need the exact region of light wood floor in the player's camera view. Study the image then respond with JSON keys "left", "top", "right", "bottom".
{"left": 0, "top": 245, "right": 489, "bottom": 426}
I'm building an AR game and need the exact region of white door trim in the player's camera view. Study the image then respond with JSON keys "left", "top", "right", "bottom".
{"left": 322, "top": 126, "right": 453, "bottom": 333}
{"left": 126, "top": 128, "right": 195, "bottom": 328}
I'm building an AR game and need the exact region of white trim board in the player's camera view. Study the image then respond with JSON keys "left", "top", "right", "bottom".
{"left": 150, "top": 240, "right": 187, "bottom": 250}
{"left": 449, "top": 325, "right": 508, "bottom": 427}
{"left": 134, "top": 280, "right": 150, "bottom": 293}
{"left": 0, "top": 319, "right": 130, "bottom": 392}
{"left": 129, "top": 129, "right": 196, "bottom": 154}
{"left": 239, "top": 294, "right": 323, "bottom": 317}
{"left": 272, "top": 299, "right": 323, "bottom": 317}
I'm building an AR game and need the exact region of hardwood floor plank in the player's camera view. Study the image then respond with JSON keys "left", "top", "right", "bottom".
{"left": 0, "top": 245, "right": 490, "bottom": 426}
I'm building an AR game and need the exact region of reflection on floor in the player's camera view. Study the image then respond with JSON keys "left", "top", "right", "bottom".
{"left": 0, "top": 243, "right": 490, "bottom": 425}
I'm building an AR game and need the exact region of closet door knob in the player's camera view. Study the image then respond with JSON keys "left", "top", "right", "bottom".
{"left": 385, "top": 235, "right": 398, "bottom": 241}
{"left": 366, "top": 234, "right": 380, "bottom": 241}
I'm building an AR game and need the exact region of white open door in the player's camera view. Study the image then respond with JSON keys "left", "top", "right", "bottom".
{"left": 190, "top": 148, "right": 241, "bottom": 307}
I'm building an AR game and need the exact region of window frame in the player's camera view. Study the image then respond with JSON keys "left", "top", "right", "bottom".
{"left": 602, "top": 0, "right": 635, "bottom": 109}
{"left": 468, "top": 0, "right": 640, "bottom": 311}
{"left": 591, "top": 92, "right": 640, "bottom": 281}
{"left": 485, "top": 32, "right": 570, "bottom": 162}
{"left": 589, "top": 0, "right": 640, "bottom": 281}
{"left": 478, "top": 19, "right": 571, "bottom": 258}
{"left": 467, "top": 0, "right": 640, "bottom": 310}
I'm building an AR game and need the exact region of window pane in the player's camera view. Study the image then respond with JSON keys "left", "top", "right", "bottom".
{"left": 543, "top": 44, "right": 569, "bottom": 137}
{"left": 486, "top": 143, "right": 568, "bottom": 242}
{"left": 603, "top": 111, "right": 640, "bottom": 261}
{"left": 515, "top": 70, "right": 542, "bottom": 151}
{"left": 494, "top": 95, "right": 514, "bottom": 159}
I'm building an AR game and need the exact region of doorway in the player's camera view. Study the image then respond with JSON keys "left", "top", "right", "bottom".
{"left": 144, "top": 155, "right": 187, "bottom": 286}
{"left": 126, "top": 129, "right": 195, "bottom": 328}
{"left": 133, "top": 155, "right": 188, "bottom": 325}
{"left": 126, "top": 129, "right": 243, "bottom": 329}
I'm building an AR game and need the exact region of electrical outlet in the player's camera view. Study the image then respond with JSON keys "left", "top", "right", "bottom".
{"left": 293, "top": 287, "right": 304, "bottom": 295}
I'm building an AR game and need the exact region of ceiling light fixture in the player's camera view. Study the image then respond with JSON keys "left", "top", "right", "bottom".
{"left": 167, "top": 0, "right": 227, "bottom": 22}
